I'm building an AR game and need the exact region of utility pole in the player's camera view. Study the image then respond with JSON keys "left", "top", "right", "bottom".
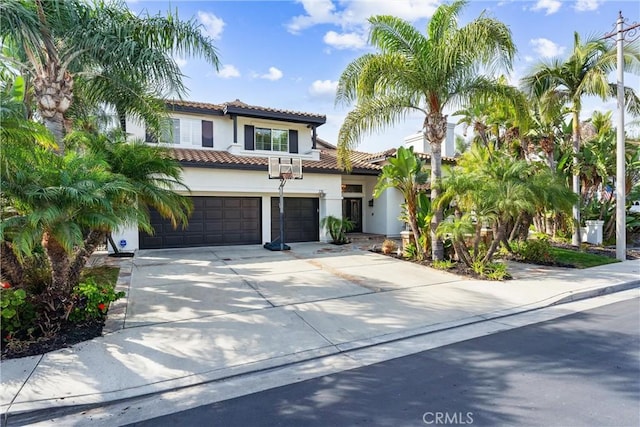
{"left": 603, "top": 12, "right": 639, "bottom": 261}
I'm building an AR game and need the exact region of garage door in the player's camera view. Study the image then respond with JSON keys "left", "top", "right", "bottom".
{"left": 140, "top": 197, "right": 261, "bottom": 249}
{"left": 271, "top": 197, "right": 319, "bottom": 243}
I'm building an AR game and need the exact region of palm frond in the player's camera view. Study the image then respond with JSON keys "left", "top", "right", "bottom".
{"left": 337, "top": 93, "right": 422, "bottom": 169}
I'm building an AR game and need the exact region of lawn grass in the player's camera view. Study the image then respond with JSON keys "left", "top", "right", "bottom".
{"left": 550, "top": 247, "right": 620, "bottom": 269}
{"left": 80, "top": 266, "right": 120, "bottom": 286}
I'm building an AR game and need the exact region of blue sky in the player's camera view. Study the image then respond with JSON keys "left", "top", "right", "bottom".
{"left": 126, "top": 0, "right": 640, "bottom": 153}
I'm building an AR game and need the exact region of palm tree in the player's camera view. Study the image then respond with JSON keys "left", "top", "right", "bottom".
{"left": 0, "top": 0, "right": 220, "bottom": 149}
{"left": 0, "top": 76, "right": 54, "bottom": 286}
{"left": 373, "top": 147, "right": 429, "bottom": 259}
{"left": 66, "top": 130, "right": 192, "bottom": 260}
{"left": 454, "top": 80, "right": 529, "bottom": 156}
{"left": 438, "top": 145, "right": 576, "bottom": 266}
{"left": 521, "top": 31, "right": 640, "bottom": 245}
{"left": 0, "top": 142, "right": 137, "bottom": 321}
{"left": 336, "top": 0, "right": 517, "bottom": 260}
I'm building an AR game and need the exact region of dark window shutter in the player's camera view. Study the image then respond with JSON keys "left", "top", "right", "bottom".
{"left": 202, "top": 120, "right": 213, "bottom": 147}
{"left": 289, "top": 130, "right": 298, "bottom": 154}
{"left": 244, "top": 125, "right": 255, "bottom": 150}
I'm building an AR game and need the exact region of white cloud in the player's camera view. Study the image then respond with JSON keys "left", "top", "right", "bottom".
{"left": 323, "top": 31, "right": 366, "bottom": 50}
{"left": 530, "top": 0, "right": 562, "bottom": 15}
{"left": 217, "top": 64, "right": 240, "bottom": 79}
{"left": 574, "top": 0, "right": 601, "bottom": 12}
{"left": 287, "top": 0, "right": 439, "bottom": 50}
{"left": 309, "top": 79, "right": 338, "bottom": 97}
{"left": 197, "top": 11, "right": 225, "bottom": 40}
{"left": 524, "top": 55, "right": 534, "bottom": 63}
{"left": 288, "top": 0, "right": 338, "bottom": 33}
{"left": 173, "top": 57, "right": 187, "bottom": 68}
{"left": 259, "top": 67, "right": 283, "bottom": 81}
{"left": 530, "top": 38, "right": 565, "bottom": 58}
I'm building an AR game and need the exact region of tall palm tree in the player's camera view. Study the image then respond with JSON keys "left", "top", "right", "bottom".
{"left": 0, "top": 0, "right": 220, "bottom": 150}
{"left": 373, "top": 146, "right": 429, "bottom": 259}
{"left": 521, "top": 31, "right": 640, "bottom": 245}
{"left": 336, "top": 0, "right": 517, "bottom": 260}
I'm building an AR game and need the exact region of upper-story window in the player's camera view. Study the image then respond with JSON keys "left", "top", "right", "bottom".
{"left": 159, "top": 119, "right": 180, "bottom": 144}
{"left": 181, "top": 119, "right": 202, "bottom": 146}
{"left": 255, "top": 127, "right": 288, "bottom": 152}
{"left": 146, "top": 118, "right": 213, "bottom": 147}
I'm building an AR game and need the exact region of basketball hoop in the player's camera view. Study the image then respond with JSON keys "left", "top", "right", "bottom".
{"left": 268, "top": 157, "right": 303, "bottom": 180}
{"left": 265, "top": 157, "right": 303, "bottom": 252}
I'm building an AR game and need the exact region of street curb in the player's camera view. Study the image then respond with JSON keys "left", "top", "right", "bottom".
{"left": 3, "top": 278, "right": 639, "bottom": 425}
{"left": 550, "top": 280, "right": 640, "bottom": 305}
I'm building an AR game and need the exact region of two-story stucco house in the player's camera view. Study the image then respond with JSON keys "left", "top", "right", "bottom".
{"left": 113, "top": 99, "right": 410, "bottom": 251}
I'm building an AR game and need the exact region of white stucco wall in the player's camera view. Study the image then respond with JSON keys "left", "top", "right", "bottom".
{"left": 126, "top": 114, "right": 315, "bottom": 157}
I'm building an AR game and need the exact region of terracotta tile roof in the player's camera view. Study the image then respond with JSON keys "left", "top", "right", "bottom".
{"left": 362, "top": 147, "right": 457, "bottom": 164}
{"left": 169, "top": 148, "right": 381, "bottom": 175}
{"left": 166, "top": 99, "right": 325, "bottom": 122}
{"left": 166, "top": 99, "right": 225, "bottom": 111}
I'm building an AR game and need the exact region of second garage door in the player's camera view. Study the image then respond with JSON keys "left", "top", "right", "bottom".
{"left": 140, "top": 196, "right": 261, "bottom": 249}
{"left": 271, "top": 197, "right": 319, "bottom": 243}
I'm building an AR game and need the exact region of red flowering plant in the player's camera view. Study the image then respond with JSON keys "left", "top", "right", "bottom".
{"left": 69, "top": 278, "right": 125, "bottom": 322}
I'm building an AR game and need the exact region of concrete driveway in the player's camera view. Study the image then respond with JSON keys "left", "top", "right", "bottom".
{"left": 122, "top": 243, "right": 469, "bottom": 331}
{"left": 3, "top": 243, "right": 638, "bottom": 417}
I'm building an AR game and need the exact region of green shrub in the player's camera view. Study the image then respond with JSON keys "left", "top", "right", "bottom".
{"left": 484, "top": 262, "right": 510, "bottom": 280}
{"left": 432, "top": 259, "right": 455, "bottom": 270}
{"left": 69, "top": 278, "right": 125, "bottom": 323}
{"left": 403, "top": 242, "right": 418, "bottom": 259}
{"left": 517, "top": 238, "right": 554, "bottom": 264}
{"left": 471, "top": 259, "right": 486, "bottom": 275}
{"left": 320, "top": 215, "right": 354, "bottom": 244}
{"left": 1, "top": 283, "right": 35, "bottom": 340}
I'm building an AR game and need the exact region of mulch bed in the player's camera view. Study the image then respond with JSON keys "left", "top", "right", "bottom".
{"left": 1, "top": 317, "right": 105, "bottom": 360}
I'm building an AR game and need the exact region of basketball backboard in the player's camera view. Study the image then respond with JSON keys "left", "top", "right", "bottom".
{"left": 268, "top": 157, "right": 303, "bottom": 180}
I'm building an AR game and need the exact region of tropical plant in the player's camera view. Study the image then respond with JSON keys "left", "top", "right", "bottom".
{"left": 0, "top": 0, "right": 220, "bottom": 149}
{"left": 0, "top": 142, "right": 137, "bottom": 322}
{"left": 66, "top": 130, "right": 193, "bottom": 255}
{"left": 521, "top": 31, "right": 640, "bottom": 245}
{"left": 320, "top": 215, "right": 354, "bottom": 244}
{"left": 454, "top": 76, "right": 529, "bottom": 156}
{"left": 374, "top": 147, "right": 429, "bottom": 259}
{"left": 335, "top": 0, "right": 517, "bottom": 260}
{"left": 0, "top": 76, "right": 55, "bottom": 287}
{"left": 437, "top": 145, "right": 575, "bottom": 268}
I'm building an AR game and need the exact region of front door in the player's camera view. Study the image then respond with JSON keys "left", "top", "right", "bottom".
{"left": 342, "top": 198, "right": 362, "bottom": 232}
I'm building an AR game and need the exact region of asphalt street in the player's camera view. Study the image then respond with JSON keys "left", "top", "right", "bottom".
{"left": 128, "top": 297, "right": 640, "bottom": 427}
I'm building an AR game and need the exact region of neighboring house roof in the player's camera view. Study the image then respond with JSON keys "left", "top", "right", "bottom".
{"left": 166, "top": 99, "right": 326, "bottom": 126}
{"left": 170, "top": 147, "right": 382, "bottom": 176}
{"left": 315, "top": 137, "right": 336, "bottom": 149}
{"left": 364, "top": 148, "right": 457, "bottom": 165}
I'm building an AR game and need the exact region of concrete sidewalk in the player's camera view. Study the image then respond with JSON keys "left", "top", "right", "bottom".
{"left": 1, "top": 243, "right": 639, "bottom": 420}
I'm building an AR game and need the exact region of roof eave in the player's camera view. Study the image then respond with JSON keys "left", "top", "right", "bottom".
{"left": 223, "top": 105, "right": 326, "bottom": 126}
